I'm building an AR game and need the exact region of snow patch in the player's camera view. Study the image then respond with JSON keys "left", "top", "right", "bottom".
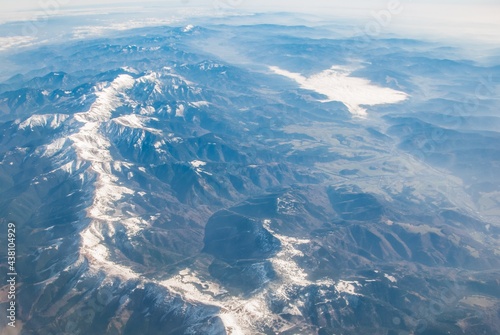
{"left": 162, "top": 67, "right": 195, "bottom": 86}
{"left": 137, "top": 71, "right": 163, "bottom": 95}
{"left": 121, "top": 66, "right": 139, "bottom": 74}
{"left": 190, "top": 160, "right": 206, "bottom": 168}
{"left": 19, "top": 114, "right": 69, "bottom": 130}
{"left": 41, "top": 137, "right": 68, "bottom": 157}
{"left": 111, "top": 114, "right": 161, "bottom": 134}
{"left": 175, "top": 104, "right": 185, "bottom": 117}
{"left": 153, "top": 140, "right": 165, "bottom": 149}
{"left": 183, "top": 24, "right": 194, "bottom": 32}
{"left": 263, "top": 219, "right": 334, "bottom": 290}
{"left": 384, "top": 274, "right": 397, "bottom": 283}
{"left": 166, "top": 133, "right": 183, "bottom": 143}
{"left": 335, "top": 281, "right": 361, "bottom": 295}
{"left": 190, "top": 101, "right": 210, "bottom": 108}
{"left": 139, "top": 106, "right": 156, "bottom": 115}
{"left": 199, "top": 62, "right": 223, "bottom": 71}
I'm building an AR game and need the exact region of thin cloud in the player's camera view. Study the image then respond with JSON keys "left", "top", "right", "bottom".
{"left": 0, "top": 36, "right": 37, "bottom": 51}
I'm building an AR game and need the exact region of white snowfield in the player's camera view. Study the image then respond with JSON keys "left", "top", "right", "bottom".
{"left": 269, "top": 65, "right": 408, "bottom": 117}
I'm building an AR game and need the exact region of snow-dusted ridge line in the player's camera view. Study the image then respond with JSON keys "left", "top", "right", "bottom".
{"left": 269, "top": 65, "right": 408, "bottom": 117}
{"left": 30, "top": 72, "right": 227, "bottom": 320}
{"left": 111, "top": 114, "right": 161, "bottom": 134}
{"left": 74, "top": 75, "right": 136, "bottom": 124}
{"left": 27, "top": 73, "right": 164, "bottom": 280}
{"left": 66, "top": 74, "right": 148, "bottom": 280}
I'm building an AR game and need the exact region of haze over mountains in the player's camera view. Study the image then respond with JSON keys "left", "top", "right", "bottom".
{"left": 0, "top": 10, "right": 499, "bottom": 335}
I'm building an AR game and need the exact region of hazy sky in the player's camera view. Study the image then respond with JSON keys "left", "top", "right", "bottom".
{"left": 1, "top": 0, "right": 498, "bottom": 10}
{"left": 0, "top": 0, "right": 499, "bottom": 44}
{"left": 2, "top": 0, "right": 498, "bottom": 12}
